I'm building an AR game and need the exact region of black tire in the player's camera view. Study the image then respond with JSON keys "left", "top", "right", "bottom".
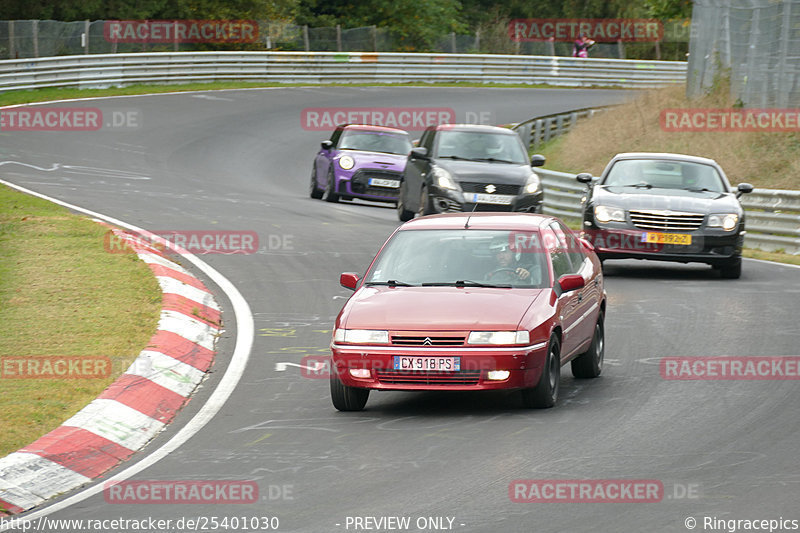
{"left": 571, "top": 313, "right": 604, "bottom": 379}
{"left": 309, "top": 165, "right": 324, "bottom": 199}
{"left": 522, "top": 335, "right": 560, "bottom": 408}
{"left": 324, "top": 168, "right": 340, "bottom": 203}
{"left": 418, "top": 185, "right": 435, "bottom": 217}
{"left": 397, "top": 182, "right": 415, "bottom": 222}
{"left": 330, "top": 374, "right": 369, "bottom": 411}
{"left": 718, "top": 257, "right": 742, "bottom": 279}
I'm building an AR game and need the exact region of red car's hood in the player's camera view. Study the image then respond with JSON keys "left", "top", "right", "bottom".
{"left": 340, "top": 286, "right": 545, "bottom": 331}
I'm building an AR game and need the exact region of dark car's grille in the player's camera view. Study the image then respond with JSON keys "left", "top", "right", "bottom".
{"left": 629, "top": 210, "right": 705, "bottom": 231}
{"left": 375, "top": 370, "right": 481, "bottom": 385}
{"left": 459, "top": 182, "right": 521, "bottom": 195}
{"left": 391, "top": 335, "right": 466, "bottom": 346}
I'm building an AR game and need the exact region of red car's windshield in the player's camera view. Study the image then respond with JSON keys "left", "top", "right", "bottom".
{"left": 365, "top": 229, "right": 550, "bottom": 288}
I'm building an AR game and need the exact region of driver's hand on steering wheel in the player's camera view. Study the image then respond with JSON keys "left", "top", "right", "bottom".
{"left": 515, "top": 267, "right": 530, "bottom": 280}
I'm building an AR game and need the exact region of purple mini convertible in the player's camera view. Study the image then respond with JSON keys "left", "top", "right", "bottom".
{"left": 310, "top": 124, "right": 413, "bottom": 204}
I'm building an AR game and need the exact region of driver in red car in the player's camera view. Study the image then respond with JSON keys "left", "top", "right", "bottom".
{"left": 487, "top": 238, "right": 531, "bottom": 282}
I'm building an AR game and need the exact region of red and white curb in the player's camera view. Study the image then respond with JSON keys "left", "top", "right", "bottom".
{"left": 0, "top": 227, "right": 221, "bottom": 515}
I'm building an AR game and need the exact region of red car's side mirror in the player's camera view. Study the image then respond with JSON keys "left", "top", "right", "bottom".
{"left": 340, "top": 272, "right": 360, "bottom": 290}
{"left": 557, "top": 274, "right": 585, "bottom": 293}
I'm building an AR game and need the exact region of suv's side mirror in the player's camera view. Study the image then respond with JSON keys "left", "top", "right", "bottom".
{"left": 736, "top": 182, "right": 754, "bottom": 198}
{"left": 576, "top": 173, "right": 594, "bottom": 184}
{"left": 530, "top": 154, "right": 546, "bottom": 167}
{"left": 321, "top": 140, "right": 333, "bottom": 150}
{"left": 410, "top": 147, "right": 429, "bottom": 159}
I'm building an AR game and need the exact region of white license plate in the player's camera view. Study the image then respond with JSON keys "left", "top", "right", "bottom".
{"left": 393, "top": 356, "right": 461, "bottom": 372}
{"left": 470, "top": 193, "right": 514, "bottom": 205}
{"left": 368, "top": 178, "right": 400, "bottom": 188}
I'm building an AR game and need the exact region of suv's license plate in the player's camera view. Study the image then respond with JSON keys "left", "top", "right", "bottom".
{"left": 368, "top": 178, "right": 400, "bottom": 188}
{"left": 393, "top": 356, "right": 461, "bottom": 372}
{"left": 641, "top": 232, "right": 692, "bottom": 245}
{"left": 470, "top": 193, "right": 513, "bottom": 205}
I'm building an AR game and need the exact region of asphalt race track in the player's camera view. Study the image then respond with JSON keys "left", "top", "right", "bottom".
{"left": 1, "top": 87, "right": 799, "bottom": 533}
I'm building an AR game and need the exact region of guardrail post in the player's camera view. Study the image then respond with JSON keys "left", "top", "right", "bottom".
{"left": 533, "top": 119, "right": 543, "bottom": 149}
{"left": 555, "top": 115, "right": 565, "bottom": 137}
{"left": 303, "top": 25, "right": 310, "bottom": 52}
{"left": 450, "top": 32, "right": 456, "bottom": 53}
{"left": 517, "top": 122, "right": 532, "bottom": 149}
{"left": 569, "top": 112, "right": 578, "bottom": 133}
{"left": 84, "top": 20, "right": 90, "bottom": 54}
{"left": 371, "top": 25, "right": 377, "bottom": 52}
{"left": 336, "top": 24, "right": 342, "bottom": 52}
{"left": 543, "top": 117, "right": 553, "bottom": 143}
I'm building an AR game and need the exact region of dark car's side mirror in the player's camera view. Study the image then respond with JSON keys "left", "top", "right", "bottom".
{"left": 410, "top": 146, "right": 429, "bottom": 160}
{"left": 321, "top": 140, "right": 333, "bottom": 150}
{"left": 530, "top": 154, "right": 546, "bottom": 167}
{"left": 576, "top": 173, "right": 594, "bottom": 184}
{"left": 736, "top": 182, "right": 754, "bottom": 198}
{"left": 340, "top": 272, "right": 360, "bottom": 291}
{"left": 556, "top": 274, "right": 585, "bottom": 295}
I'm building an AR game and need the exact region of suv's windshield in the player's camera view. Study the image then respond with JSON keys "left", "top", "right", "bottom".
{"left": 365, "top": 229, "right": 549, "bottom": 288}
{"left": 603, "top": 160, "right": 726, "bottom": 192}
{"left": 435, "top": 131, "right": 528, "bottom": 164}
{"left": 339, "top": 131, "right": 412, "bottom": 155}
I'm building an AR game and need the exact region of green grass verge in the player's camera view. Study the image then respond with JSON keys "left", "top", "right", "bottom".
{"left": 0, "top": 184, "right": 162, "bottom": 457}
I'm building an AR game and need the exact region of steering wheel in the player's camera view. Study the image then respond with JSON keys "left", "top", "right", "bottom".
{"left": 486, "top": 267, "right": 519, "bottom": 282}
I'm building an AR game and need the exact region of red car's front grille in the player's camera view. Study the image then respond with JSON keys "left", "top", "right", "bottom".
{"left": 391, "top": 335, "right": 466, "bottom": 346}
{"left": 375, "top": 370, "right": 481, "bottom": 385}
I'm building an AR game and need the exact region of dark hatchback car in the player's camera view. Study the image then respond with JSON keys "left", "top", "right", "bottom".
{"left": 577, "top": 153, "right": 753, "bottom": 278}
{"left": 396, "top": 124, "right": 545, "bottom": 221}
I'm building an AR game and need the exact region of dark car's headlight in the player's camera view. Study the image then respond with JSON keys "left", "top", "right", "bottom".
{"left": 431, "top": 166, "right": 458, "bottom": 190}
{"left": 338, "top": 156, "right": 355, "bottom": 170}
{"left": 707, "top": 213, "right": 739, "bottom": 231}
{"left": 523, "top": 174, "right": 541, "bottom": 194}
{"left": 594, "top": 205, "right": 626, "bottom": 223}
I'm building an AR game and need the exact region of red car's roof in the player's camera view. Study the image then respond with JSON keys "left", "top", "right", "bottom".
{"left": 398, "top": 212, "right": 553, "bottom": 231}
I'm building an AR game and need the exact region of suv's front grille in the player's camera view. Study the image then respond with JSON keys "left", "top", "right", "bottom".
{"left": 629, "top": 210, "right": 705, "bottom": 231}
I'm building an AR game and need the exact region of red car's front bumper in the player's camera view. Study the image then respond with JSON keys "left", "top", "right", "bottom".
{"left": 331, "top": 342, "right": 549, "bottom": 391}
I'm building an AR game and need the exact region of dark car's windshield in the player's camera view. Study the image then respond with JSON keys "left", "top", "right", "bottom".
{"left": 603, "top": 160, "right": 726, "bottom": 192}
{"left": 365, "top": 229, "right": 549, "bottom": 288}
{"left": 338, "top": 131, "right": 412, "bottom": 155}
{"left": 434, "top": 131, "right": 528, "bottom": 164}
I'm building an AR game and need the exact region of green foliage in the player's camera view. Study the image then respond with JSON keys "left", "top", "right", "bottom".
{"left": 643, "top": 0, "right": 693, "bottom": 20}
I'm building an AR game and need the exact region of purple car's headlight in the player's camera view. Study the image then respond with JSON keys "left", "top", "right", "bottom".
{"left": 339, "top": 156, "right": 355, "bottom": 170}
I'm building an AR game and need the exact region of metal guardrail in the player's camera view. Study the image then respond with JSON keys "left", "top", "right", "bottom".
{"left": 0, "top": 51, "right": 687, "bottom": 92}
{"left": 514, "top": 107, "right": 613, "bottom": 150}
{"left": 534, "top": 169, "right": 800, "bottom": 255}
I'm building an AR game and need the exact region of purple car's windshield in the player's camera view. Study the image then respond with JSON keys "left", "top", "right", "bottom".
{"left": 339, "top": 131, "right": 412, "bottom": 155}
{"left": 364, "top": 229, "right": 549, "bottom": 288}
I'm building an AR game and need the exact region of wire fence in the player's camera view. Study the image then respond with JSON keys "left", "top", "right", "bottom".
{"left": 0, "top": 19, "right": 690, "bottom": 61}
{"left": 687, "top": 0, "right": 800, "bottom": 108}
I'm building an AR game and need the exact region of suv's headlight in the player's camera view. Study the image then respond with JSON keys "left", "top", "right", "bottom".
{"left": 467, "top": 331, "right": 530, "bottom": 345}
{"left": 338, "top": 156, "right": 355, "bottom": 170}
{"left": 594, "top": 205, "right": 626, "bottom": 223}
{"left": 431, "top": 166, "right": 458, "bottom": 190}
{"left": 334, "top": 329, "right": 389, "bottom": 344}
{"left": 523, "top": 174, "right": 541, "bottom": 194}
{"left": 707, "top": 213, "right": 739, "bottom": 231}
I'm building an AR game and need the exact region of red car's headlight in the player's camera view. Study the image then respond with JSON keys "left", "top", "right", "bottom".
{"left": 334, "top": 329, "right": 389, "bottom": 344}
{"left": 467, "top": 331, "right": 530, "bottom": 345}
